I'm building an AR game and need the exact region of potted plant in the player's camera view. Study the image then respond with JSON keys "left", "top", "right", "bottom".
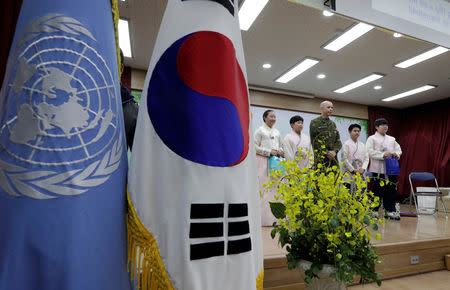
{"left": 265, "top": 152, "right": 383, "bottom": 289}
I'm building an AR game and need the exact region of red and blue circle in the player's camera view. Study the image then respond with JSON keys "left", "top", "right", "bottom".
{"left": 147, "top": 31, "right": 249, "bottom": 167}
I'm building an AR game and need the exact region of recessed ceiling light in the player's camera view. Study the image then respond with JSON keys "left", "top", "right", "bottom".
{"left": 323, "top": 10, "right": 334, "bottom": 17}
{"left": 393, "top": 32, "right": 402, "bottom": 38}
{"left": 262, "top": 63, "right": 272, "bottom": 69}
{"left": 382, "top": 85, "right": 435, "bottom": 102}
{"left": 275, "top": 58, "right": 320, "bottom": 84}
{"left": 374, "top": 85, "right": 382, "bottom": 90}
{"left": 323, "top": 22, "right": 374, "bottom": 52}
{"left": 334, "top": 73, "right": 384, "bottom": 93}
{"left": 317, "top": 74, "right": 326, "bottom": 79}
{"left": 395, "top": 46, "right": 449, "bottom": 68}
{"left": 118, "top": 19, "right": 132, "bottom": 58}
{"left": 239, "top": 0, "right": 269, "bottom": 31}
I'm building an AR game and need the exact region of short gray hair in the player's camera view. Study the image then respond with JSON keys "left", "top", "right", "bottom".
{"left": 320, "top": 100, "right": 331, "bottom": 108}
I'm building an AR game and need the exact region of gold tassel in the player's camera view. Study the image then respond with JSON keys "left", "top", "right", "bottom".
{"left": 256, "top": 268, "right": 264, "bottom": 290}
{"left": 127, "top": 190, "right": 174, "bottom": 290}
{"left": 110, "top": 0, "right": 121, "bottom": 76}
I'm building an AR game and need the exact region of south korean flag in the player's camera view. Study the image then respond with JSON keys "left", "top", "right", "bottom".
{"left": 127, "top": 0, "right": 264, "bottom": 289}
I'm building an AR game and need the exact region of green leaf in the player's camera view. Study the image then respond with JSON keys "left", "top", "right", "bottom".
{"left": 363, "top": 215, "right": 370, "bottom": 225}
{"left": 330, "top": 219, "right": 339, "bottom": 228}
{"left": 312, "top": 266, "right": 319, "bottom": 275}
{"left": 305, "top": 276, "right": 312, "bottom": 284}
{"left": 270, "top": 228, "right": 277, "bottom": 239}
{"left": 270, "top": 202, "right": 286, "bottom": 219}
{"left": 372, "top": 223, "right": 379, "bottom": 231}
{"left": 287, "top": 260, "right": 296, "bottom": 270}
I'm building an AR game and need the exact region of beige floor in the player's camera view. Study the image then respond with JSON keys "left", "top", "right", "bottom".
{"left": 349, "top": 270, "right": 450, "bottom": 290}
{"left": 372, "top": 207, "right": 449, "bottom": 245}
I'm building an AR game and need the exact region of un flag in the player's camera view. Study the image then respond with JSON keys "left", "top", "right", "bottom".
{"left": 0, "top": 1, "right": 131, "bottom": 290}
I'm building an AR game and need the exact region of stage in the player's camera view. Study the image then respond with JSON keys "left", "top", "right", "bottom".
{"left": 262, "top": 206, "right": 450, "bottom": 289}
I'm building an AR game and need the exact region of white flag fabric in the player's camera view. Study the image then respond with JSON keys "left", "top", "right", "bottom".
{"left": 127, "top": 0, "right": 263, "bottom": 289}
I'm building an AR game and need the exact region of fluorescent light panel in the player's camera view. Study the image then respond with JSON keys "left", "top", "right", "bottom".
{"left": 118, "top": 19, "right": 132, "bottom": 58}
{"left": 382, "top": 85, "right": 435, "bottom": 102}
{"left": 395, "top": 46, "right": 449, "bottom": 68}
{"left": 334, "top": 74, "right": 383, "bottom": 93}
{"left": 275, "top": 58, "right": 320, "bottom": 84}
{"left": 239, "top": 0, "right": 269, "bottom": 31}
{"left": 323, "top": 22, "right": 374, "bottom": 52}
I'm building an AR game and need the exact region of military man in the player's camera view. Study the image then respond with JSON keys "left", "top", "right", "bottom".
{"left": 310, "top": 100, "right": 342, "bottom": 169}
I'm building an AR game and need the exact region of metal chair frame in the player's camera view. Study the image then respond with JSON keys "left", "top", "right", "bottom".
{"left": 409, "top": 172, "right": 448, "bottom": 218}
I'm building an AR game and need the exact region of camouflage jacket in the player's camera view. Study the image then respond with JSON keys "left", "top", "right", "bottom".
{"left": 309, "top": 116, "right": 342, "bottom": 166}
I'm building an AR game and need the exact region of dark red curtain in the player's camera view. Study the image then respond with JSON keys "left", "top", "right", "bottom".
{"left": 367, "top": 106, "right": 403, "bottom": 137}
{"left": 0, "top": 0, "right": 23, "bottom": 85}
{"left": 368, "top": 98, "right": 450, "bottom": 196}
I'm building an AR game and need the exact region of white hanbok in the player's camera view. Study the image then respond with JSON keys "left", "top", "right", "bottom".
{"left": 284, "top": 130, "right": 313, "bottom": 169}
{"left": 341, "top": 139, "right": 369, "bottom": 174}
{"left": 366, "top": 132, "right": 402, "bottom": 174}
{"left": 341, "top": 139, "right": 369, "bottom": 192}
{"left": 254, "top": 123, "right": 284, "bottom": 226}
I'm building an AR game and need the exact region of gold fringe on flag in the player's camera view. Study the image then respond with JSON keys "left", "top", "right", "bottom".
{"left": 127, "top": 190, "right": 174, "bottom": 290}
{"left": 256, "top": 268, "right": 264, "bottom": 290}
{"left": 111, "top": 0, "right": 121, "bottom": 76}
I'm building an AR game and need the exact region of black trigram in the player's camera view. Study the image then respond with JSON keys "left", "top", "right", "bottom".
{"left": 189, "top": 203, "right": 251, "bottom": 260}
{"left": 181, "top": 0, "right": 235, "bottom": 16}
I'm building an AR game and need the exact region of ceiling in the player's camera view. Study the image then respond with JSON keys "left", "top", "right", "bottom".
{"left": 118, "top": 0, "right": 450, "bottom": 109}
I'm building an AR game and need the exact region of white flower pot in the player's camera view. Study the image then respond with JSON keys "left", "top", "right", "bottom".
{"left": 297, "top": 260, "right": 346, "bottom": 290}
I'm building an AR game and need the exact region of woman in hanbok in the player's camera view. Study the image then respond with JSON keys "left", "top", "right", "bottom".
{"left": 254, "top": 110, "right": 284, "bottom": 226}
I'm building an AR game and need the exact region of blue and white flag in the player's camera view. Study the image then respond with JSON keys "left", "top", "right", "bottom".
{"left": 127, "top": 1, "right": 263, "bottom": 289}
{"left": 0, "top": 1, "right": 130, "bottom": 290}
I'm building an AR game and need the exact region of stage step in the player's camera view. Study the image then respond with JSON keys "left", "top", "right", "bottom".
{"left": 264, "top": 237, "right": 450, "bottom": 289}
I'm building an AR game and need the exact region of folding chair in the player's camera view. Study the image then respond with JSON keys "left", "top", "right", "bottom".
{"left": 409, "top": 172, "right": 448, "bottom": 218}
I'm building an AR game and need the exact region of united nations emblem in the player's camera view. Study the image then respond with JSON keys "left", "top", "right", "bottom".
{"left": 0, "top": 14, "right": 122, "bottom": 199}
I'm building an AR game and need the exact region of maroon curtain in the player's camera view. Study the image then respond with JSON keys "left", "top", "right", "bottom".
{"left": 368, "top": 98, "right": 450, "bottom": 196}
{"left": 0, "top": 0, "right": 23, "bottom": 85}
{"left": 398, "top": 98, "right": 450, "bottom": 195}
{"left": 367, "top": 106, "right": 402, "bottom": 137}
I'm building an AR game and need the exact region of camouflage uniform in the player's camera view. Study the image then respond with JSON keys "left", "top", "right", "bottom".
{"left": 309, "top": 116, "right": 342, "bottom": 168}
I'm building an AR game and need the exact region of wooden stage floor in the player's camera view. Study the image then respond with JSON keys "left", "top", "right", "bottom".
{"left": 262, "top": 206, "right": 450, "bottom": 289}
